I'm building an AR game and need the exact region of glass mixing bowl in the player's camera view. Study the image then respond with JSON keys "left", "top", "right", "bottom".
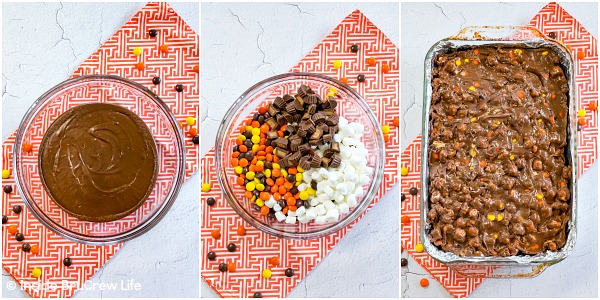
{"left": 215, "top": 73, "right": 385, "bottom": 239}
{"left": 13, "top": 75, "right": 186, "bottom": 245}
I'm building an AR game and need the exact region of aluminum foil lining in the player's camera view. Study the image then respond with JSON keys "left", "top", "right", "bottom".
{"left": 420, "top": 29, "right": 578, "bottom": 266}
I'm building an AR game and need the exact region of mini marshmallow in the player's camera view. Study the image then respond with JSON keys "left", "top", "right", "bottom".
{"left": 309, "top": 198, "right": 320, "bottom": 207}
{"left": 285, "top": 215, "right": 297, "bottom": 224}
{"left": 265, "top": 198, "right": 277, "bottom": 208}
{"left": 298, "top": 215, "right": 311, "bottom": 224}
{"left": 274, "top": 203, "right": 282, "bottom": 212}
{"left": 298, "top": 183, "right": 308, "bottom": 191}
{"left": 338, "top": 202, "right": 350, "bottom": 214}
{"left": 275, "top": 211, "right": 287, "bottom": 222}
{"left": 323, "top": 200, "right": 336, "bottom": 210}
{"left": 288, "top": 210, "right": 297, "bottom": 217}
{"left": 305, "top": 207, "right": 317, "bottom": 220}
{"left": 315, "top": 216, "right": 327, "bottom": 224}
{"left": 335, "top": 182, "right": 348, "bottom": 195}
{"left": 324, "top": 186, "right": 334, "bottom": 197}
{"left": 325, "top": 208, "right": 340, "bottom": 222}
{"left": 315, "top": 204, "right": 326, "bottom": 216}
{"left": 333, "top": 193, "right": 344, "bottom": 203}
{"left": 296, "top": 206, "right": 306, "bottom": 216}
{"left": 347, "top": 194, "right": 358, "bottom": 207}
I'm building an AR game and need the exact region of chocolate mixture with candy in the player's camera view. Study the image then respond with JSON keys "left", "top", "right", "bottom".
{"left": 427, "top": 47, "right": 572, "bottom": 256}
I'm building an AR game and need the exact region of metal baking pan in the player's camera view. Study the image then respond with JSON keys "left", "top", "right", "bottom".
{"left": 420, "top": 26, "right": 578, "bottom": 278}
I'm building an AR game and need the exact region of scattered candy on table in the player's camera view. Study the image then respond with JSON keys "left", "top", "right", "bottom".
{"left": 7, "top": 225, "right": 18, "bottom": 234}
{"left": 577, "top": 50, "right": 585, "bottom": 59}
{"left": 262, "top": 269, "right": 272, "bottom": 279}
{"left": 415, "top": 243, "right": 424, "bottom": 253}
{"left": 31, "top": 268, "right": 42, "bottom": 278}
{"left": 382, "top": 64, "right": 391, "bottom": 73}
{"left": 350, "top": 44, "right": 359, "bottom": 53}
{"left": 148, "top": 29, "right": 157, "bottom": 37}
{"left": 409, "top": 187, "right": 418, "bottom": 195}
{"left": 30, "top": 245, "right": 39, "bottom": 255}
{"left": 207, "top": 252, "right": 217, "bottom": 260}
{"left": 401, "top": 193, "right": 406, "bottom": 202}
{"left": 210, "top": 229, "right": 221, "bottom": 239}
{"left": 285, "top": 268, "right": 294, "bottom": 277}
{"left": 420, "top": 278, "right": 429, "bottom": 287}
{"left": 23, "top": 143, "right": 33, "bottom": 152}
{"left": 393, "top": 117, "right": 399, "bottom": 127}
{"left": 160, "top": 44, "right": 169, "bottom": 53}
{"left": 332, "top": 60, "right": 342, "bottom": 69}
{"left": 401, "top": 258, "right": 408, "bottom": 267}
{"left": 202, "top": 183, "right": 212, "bottom": 192}
{"left": 13, "top": 205, "right": 22, "bottom": 214}
{"left": 382, "top": 125, "right": 390, "bottom": 134}
{"left": 186, "top": 116, "right": 196, "bottom": 126}
{"left": 357, "top": 74, "right": 366, "bottom": 82}
{"left": 227, "top": 243, "right": 236, "bottom": 252}
{"left": 152, "top": 76, "right": 161, "bottom": 85}
{"left": 175, "top": 84, "right": 184, "bottom": 92}
{"left": 206, "top": 197, "right": 216, "bottom": 206}
{"left": 132, "top": 47, "right": 142, "bottom": 56}
{"left": 400, "top": 167, "right": 408, "bottom": 176}
{"left": 236, "top": 226, "right": 246, "bottom": 236}
{"left": 2, "top": 215, "right": 7, "bottom": 224}
{"left": 366, "top": 57, "right": 376, "bottom": 66}
{"left": 135, "top": 62, "right": 145, "bottom": 70}
{"left": 189, "top": 127, "right": 198, "bottom": 136}
{"left": 227, "top": 262, "right": 236, "bottom": 272}
{"left": 268, "top": 256, "right": 279, "bottom": 266}
{"left": 218, "top": 263, "right": 227, "bottom": 272}
{"left": 63, "top": 257, "right": 72, "bottom": 267}
{"left": 253, "top": 292, "right": 263, "bottom": 298}
{"left": 340, "top": 77, "right": 348, "bottom": 84}
{"left": 3, "top": 185, "right": 12, "bottom": 193}
{"left": 193, "top": 64, "right": 199, "bottom": 73}
{"left": 577, "top": 109, "right": 586, "bottom": 117}
{"left": 22, "top": 243, "right": 31, "bottom": 252}
{"left": 15, "top": 233, "right": 24, "bottom": 241}
{"left": 2, "top": 169, "right": 11, "bottom": 179}
{"left": 192, "top": 135, "right": 199, "bottom": 144}
{"left": 401, "top": 215, "right": 410, "bottom": 224}
{"left": 589, "top": 101, "right": 597, "bottom": 111}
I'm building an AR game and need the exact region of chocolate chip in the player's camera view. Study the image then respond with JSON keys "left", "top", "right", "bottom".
{"left": 401, "top": 258, "right": 408, "bottom": 267}
{"left": 278, "top": 200, "right": 287, "bottom": 208}
{"left": 351, "top": 44, "right": 359, "bottom": 53}
{"left": 15, "top": 233, "right": 24, "bottom": 241}
{"left": 253, "top": 292, "right": 263, "bottom": 298}
{"left": 192, "top": 135, "right": 199, "bottom": 144}
{"left": 207, "top": 251, "right": 217, "bottom": 260}
{"left": 267, "top": 212, "right": 276, "bottom": 219}
{"left": 175, "top": 84, "right": 184, "bottom": 92}
{"left": 152, "top": 76, "right": 161, "bottom": 85}
{"left": 22, "top": 243, "right": 31, "bottom": 252}
{"left": 149, "top": 29, "right": 158, "bottom": 37}
{"left": 63, "top": 257, "right": 72, "bottom": 266}
{"left": 227, "top": 243, "right": 236, "bottom": 252}
{"left": 285, "top": 268, "right": 294, "bottom": 277}
{"left": 218, "top": 263, "right": 227, "bottom": 272}
{"left": 207, "top": 197, "right": 216, "bottom": 206}
{"left": 2, "top": 215, "right": 7, "bottom": 224}
{"left": 357, "top": 74, "right": 366, "bottom": 82}
{"left": 13, "top": 205, "right": 22, "bottom": 214}
{"left": 3, "top": 185, "right": 12, "bottom": 193}
{"left": 286, "top": 174, "right": 296, "bottom": 183}
{"left": 548, "top": 32, "right": 556, "bottom": 39}
{"left": 409, "top": 187, "right": 418, "bottom": 195}
{"left": 253, "top": 204, "right": 261, "bottom": 211}
{"left": 401, "top": 193, "right": 406, "bottom": 201}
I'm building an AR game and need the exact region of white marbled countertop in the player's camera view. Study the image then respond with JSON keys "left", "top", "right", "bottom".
{"left": 2, "top": 2, "right": 199, "bottom": 298}
{"left": 201, "top": 2, "right": 399, "bottom": 298}
{"left": 401, "top": 2, "right": 598, "bottom": 298}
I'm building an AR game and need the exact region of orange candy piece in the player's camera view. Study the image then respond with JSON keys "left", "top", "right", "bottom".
{"left": 392, "top": 117, "right": 400, "bottom": 127}
{"left": 160, "top": 44, "right": 169, "bottom": 53}
{"left": 269, "top": 256, "right": 280, "bottom": 266}
{"left": 237, "top": 226, "right": 246, "bottom": 236}
{"left": 227, "top": 262, "right": 236, "bottom": 272}
{"left": 7, "top": 225, "right": 18, "bottom": 234}
{"left": 577, "top": 51, "right": 585, "bottom": 59}
{"left": 384, "top": 134, "right": 390, "bottom": 142}
{"left": 420, "top": 278, "right": 429, "bottom": 287}
{"left": 340, "top": 77, "right": 349, "bottom": 84}
{"left": 189, "top": 127, "right": 198, "bottom": 136}
{"left": 382, "top": 64, "right": 391, "bottom": 73}
{"left": 211, "top": 230, "right": 221, "bottom": 239}
{"left": 135, "top": 62, "right": 145, "bottom": 70}
{"left": 401, "top": 215, "right": 410, "bottom": 223}
{"left": 193, "top": 64, "right": 199, "bottom": 73}
{"left": 589, "top": 101, "right": 598, "bottom": 111}
{"left": 23, "top": 143, "right": 33, "bottom": 152}
{"left": 366, "top": 57, "right": 376, "bottom": 66}
{"left": 578, "top": 117, "right": 587, "bottom": 126}
{"left": 260, "top": 205, "right": 270, "bottom": 215}
{"left": 30, "top": 245, "right": 39, "bottom": 255}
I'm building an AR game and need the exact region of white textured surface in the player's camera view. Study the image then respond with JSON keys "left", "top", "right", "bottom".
{"left": 2, "top": 2, "right": 199, "bottom": 297}
{"left": 401, "top": 2, "right": 598, "bottom": 298}
{"left": 201, "top": 3, "right": 399, "bottom": 298}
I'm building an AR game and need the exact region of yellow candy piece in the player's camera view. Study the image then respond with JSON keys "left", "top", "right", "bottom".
{"left": 245, "top": 126, "right": 253, "bottom": 132}
{"left": 281, "top": 169, "right": 288, "bottom": 178}
{"left": 2, "top": 169, "right": 10, "bottom": 179}
{"left": 251, "top": 135, "right": 260, "bottom": 144}
{"left": 264, "top": 169, "right": 271, "bottom": 178}
{"left": 246, "top": 182, "right": 256, "bottom": 192}
{"left": 252, "top": 128, "right": 261, "bottom": 136}
{"left": 464, "top": 58, "right": 470, "bottom": 63}
{"left": 415, "top": 243, "right": 424, "bottom": 253}
{"left": 132, "top": 47, "right": 142, "bottom": 56}
{"left": 469, "top": 86, "right": 475, "bottom": 91}
{"left": 578, "top": 109, "right": 586, "bottom": 117}
{"left": 202, "top": 183, "right": 211, "bottom": 192}
{"left": 256, "top": 184, "right": 265, "bottom": 191}
{"left": 455, "top": 59, "right": 462, "bottom": 66}
{"left": 234, "top": 166, "right": 243, "bottom": 174}
{"left": 256, "top": 199, "right": 265, "bottom": 207}
{"left": 256, "top": 161, "right": 264, "bottom": 167}
{"left": 238, "top": 135, "right": 247, "bottom": 142}
{"left": 326, "top": 92, "right": 335, "bottom": 98}
{"left": 296, "top": 173, "right": 303, "bottom": 182}
{"left": 272, "top": 163, "right": 280, "bottom": 169}
{"left": 400, "top": 167, "right": 408, "bottom": 176}
{"left": 497, "top": 214, "right": 503, "bottom": 221}
{"left": 536, "top": 193, "right": 544, "bottom": 199}
{"left": 332, "top": 60, "right": 342, "bottom": 69}
{"left": 542, "top": 51, "right": 548, "bottom": 56}
{"left": 262, "top": 269, "right": 272, "bottom": 279}
{"left": 186, "top": 116, "right": 196, "bottom": 125}
{"left": 297, "top": 166, "right": 304, "bottom": 173}
{"left": 382, "top": 125, "right": 390, "bottom": 134}
{"left": 470, "top": 117, "right": 477, "bottom": 122}
{"left": 487, "top": 214, "right": 496, "bottom": 221}
{"left": 246, "top": 171, "right": 256, "bottom": 180}
{"left": 252, "top": 144, "right": 259, "bottom": 152}
{"left": 509, "top": 155, "right": 515, "bottom": 161}
{"left": 32, "top": 267, "right": 42, "bottom": 278}
{"left": 307, "top": 187, "right": 316, "bottom": 195}
{"left": 299, "top": 191, "right": 309, "bottom": 200}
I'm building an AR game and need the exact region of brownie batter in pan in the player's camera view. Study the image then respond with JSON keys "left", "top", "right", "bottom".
{"left": 39, "top": 103, "right": 158, "bottom": 222}
{"left": 427, "top": 47, "right": 571, "bottom": 257}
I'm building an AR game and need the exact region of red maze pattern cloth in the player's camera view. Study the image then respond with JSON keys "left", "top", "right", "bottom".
{"left": 2, "top": 3, "right": 198, "bottom": 298}
{"left": 201, "top": 10, "right": 399, "bottom": 298}
{"left": 401, "top": 3, "right": 597, "bottom": 298}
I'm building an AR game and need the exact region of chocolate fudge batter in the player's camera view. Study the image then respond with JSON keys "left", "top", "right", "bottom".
{"left": 39, "top": 103, "right": 158, "bottom": 222}
{"left": 427, "top": 47, "right": 571, "bottom": 256}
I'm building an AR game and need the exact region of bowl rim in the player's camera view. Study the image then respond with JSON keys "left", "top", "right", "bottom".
{"left": 215, "top": 72, "right": 385, "bottom": 240}
{"left": 13, "top": 74, "right": 186, "bottom": 245}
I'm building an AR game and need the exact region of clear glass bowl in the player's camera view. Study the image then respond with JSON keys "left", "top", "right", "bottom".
{"left": 13, "top": 75, "right": 186, "bottom": 245}
{"left": 215, "top": 73, "right": 385, "bottom": 240}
